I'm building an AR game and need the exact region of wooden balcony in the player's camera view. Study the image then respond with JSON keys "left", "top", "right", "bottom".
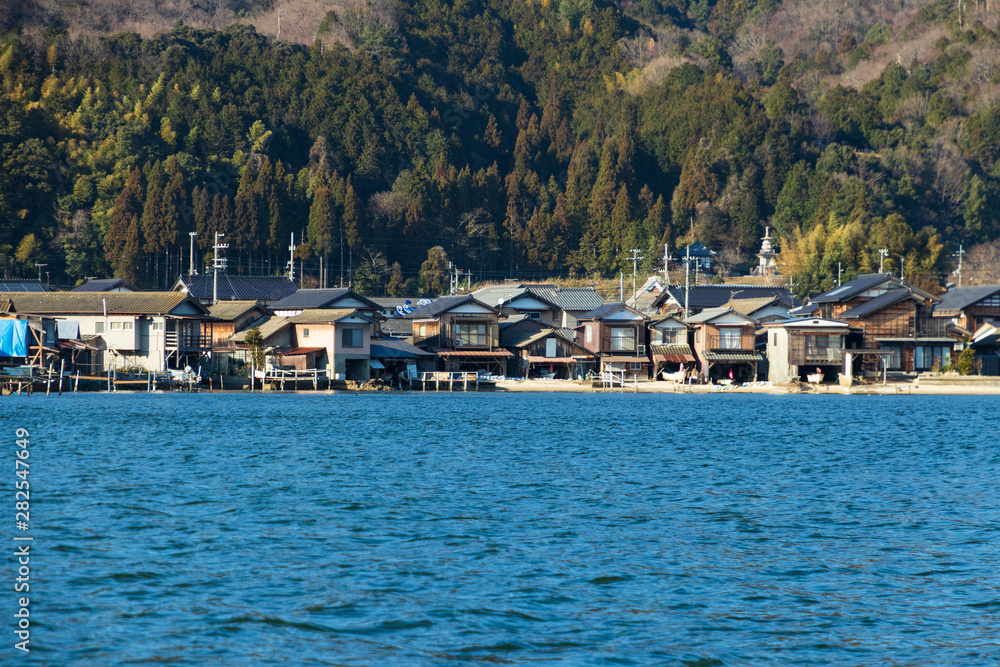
{"left": 165, "top": 331, "right": 213, "bottom": 350}
{"left": 705, "top": 334, "right": 755, "bottom": 352}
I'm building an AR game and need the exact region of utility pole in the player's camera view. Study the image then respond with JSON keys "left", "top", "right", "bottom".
{"left": 287, "top": 232, "right": 296, "bottom": 283}
{"left": 838, "top": 262, "right": 842, "bottom": 287}
{"left": 628, "top": 248, "right": 643, "bottom": 308}
{"left": 34, "top": 263, "right": 47, "bottom": 283}
{"left": 879, "top": 248, "right": 889, "bottom": 273}
{"left": 900, "top": 257, "right": 905, "bottom": 282}
{"left": 662, "top": 243, "right": 670, "bottom": 285}
{"left": 212, "top": 232, "right": 228, "bottom": 305}
{"left": 684, "top": 245, "right": 691, "bottom": 319}
{"left": 448, "top": 261, "right": 455, "bottom": 295}
{"left": 954, "top": 244, "right": 965, "bottom": 286}
{"left": 189, "top": 232, "right": 197, "bottom": 275}
{"left": 619, "top": 272, "right": 624, "bottom": 302}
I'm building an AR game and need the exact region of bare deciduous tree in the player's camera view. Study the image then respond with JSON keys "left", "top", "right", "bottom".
{"left": 962, "top": 240, "right": 1000, "bottom": 285}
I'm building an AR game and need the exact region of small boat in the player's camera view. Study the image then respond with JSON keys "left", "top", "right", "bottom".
{"left": 807, "top": 372, "right": 824, "bottom": 384}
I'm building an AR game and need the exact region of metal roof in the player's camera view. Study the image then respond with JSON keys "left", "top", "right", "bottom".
{"left": 370, "top": 337, "right": 434, "bottom": 358}
{"left": 71, "top": 278, "right": 141, "bottom": 292}
{"left": 283, "top": 347, "right": 326, "bottom": 355}
{"left": 175, "top": 274, "right": 297, "bottom": 302}
{"left": 433, "top": 348, "right": 513, "bottom": 358}
{"left": 935, "top": 285, "right": 1000, "bottom": 314}
{"left": 810, "top": 273, "right": 896, "bottom": 303}
{"left": 405, "top": 295, "right": 497, "bottom": 318}
{"left": 0, "top": 279, "right": 51, "bottom": 292}
{"left": 838, "top": 289, "right": 921, "bottom": 319}
{"left": 271, "top": 288, "right": 381, "bottom": 310}
{"left": 0, "top": 292, "right": 209, "bottom": 315}
{"left": 702, "top": 351, "right": 763, "bottom": 362}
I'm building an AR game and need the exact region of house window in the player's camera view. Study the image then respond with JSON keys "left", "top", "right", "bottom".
{"left": 916, "top": 345, "right": 951, "bottom": 370}
{"left": 610, "top": 327, "right": 635, "bottom": 351}
{"left": 151, "top": 321, "right": 163, "bottom": 331}
{"left": 805, "top": 335, "right": 838, "bottom": 356}
{"left": 586, "top": 326, "right": 592, "bottom": 343}
{"left": 341, "top": 327, "right": 363, "bottom": 348}
{"left": 95, "top": 322, "right": 105, "bottom": 334}
{"left": 629, "top": 362, "right": 643, "bottom": 370}
{"left": 885, "top": 346, "right": 902, "bottom": 370}
{"left": 303, "top": 328, "right": 310, "bottom": 338}
{"left": 453, "top": 322, "right": 487, "bottom": 347}
{"left": 719, "top": 327, "right": 741, "bottom": 349}
{"left": 419, "top": 325, "right": 426, "bottom": 337}
{"left": 695, "top": 330, "right": 701, "bottom": 344}
{"left": 110, "top": 321, "right": 134, "bottom": 331}
{"left": 527, "top": 311, "right": 541, "bottom": 320}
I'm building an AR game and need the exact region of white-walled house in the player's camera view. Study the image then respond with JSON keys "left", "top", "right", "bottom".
{"left": 0, "top": 292, "right": 214, "bottom": 373}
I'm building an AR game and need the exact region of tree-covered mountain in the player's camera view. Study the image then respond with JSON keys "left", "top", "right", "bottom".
{"left": 2, "top": 0, "right": 999, "bottom": 296}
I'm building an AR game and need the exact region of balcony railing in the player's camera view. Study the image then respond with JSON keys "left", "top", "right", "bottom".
{"left": 600, "top": 336, "right": 638, "bottom": 354}
{"left": 706, "top": 334, "right": 754, "bottom": 351}
{"left": 166, "top": 331, "right": 213, "bottom": 350}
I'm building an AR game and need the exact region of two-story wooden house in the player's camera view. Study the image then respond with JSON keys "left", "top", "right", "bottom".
{"left": 499, "top": 317, "right": 595, "bottom": 379}
{"left": 0, "top": 292, "right": 214, "bottom": 373}
{"left": 764, "top": 317, "right": 851, "bottom": 383}
{"left": 287, "top": 308, "right": 377, "bottom": 381}
{"left": 684, "top": 306, "right": 761, "bottom": 382}
{"left": 647, "top": 314, "right": 695, "bottom": 378}
{"left": 406, "top": 295, "right": 510, "bottom": 375}
{"left": 577, "top": 303, "right": 650, "bottom": 380}
{"left": 933, "top": 285, "right": 1000, "bottom": 335}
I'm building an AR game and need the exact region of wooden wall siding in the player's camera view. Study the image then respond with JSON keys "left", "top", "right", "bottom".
{"left": 861, "top": 302, "right": 914, "bottom": 338}
{"left": 788, "top": 334, "right": 844, "bottom": 365}
{"left": 411, "top": 321, "right": 441, "bottom": 347}
{"left": 965, "top": 306, "right": 1000, "bottom": 331}
{"left": 526, "top": 337, "right": 577, "bottom": 358}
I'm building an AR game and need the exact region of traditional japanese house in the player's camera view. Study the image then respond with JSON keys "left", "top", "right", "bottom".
{"left": 206, "top": 301, "right": 271, "bottom": 347}
{"left": 647, "top": 314, "right": 695, "bottom": 378}
{"left": 764, "top": 318, "right": 851, "bottom": 383}
{"left": 577, "top": 303, "right": 651, "bottom": 381}
{"left": 626, "top": 277, "right": 666, "bottom": 315}
{"left": 933, "top": 285, "right": 1000, "bottom": 335}
{"left": 473, "top": 286, "right": 562, "bottom": 326}
{"left": 685, "top": 306, "right": 761, "bottom": 382}
{"left": 499, "top": 317, "right": 595, "bottom": 379}
{"left": 0, "top": 292, "right": 213, "bottom": 373}
{"left": 723, "top": 295, "right": 794, "bottom": 323}
{"left": 369, "top": 337, "right": 436, "bottom": 386}
{"left": 287, "top": 309, "right": 377, "bottom": 381}
{"left": 406, "top": 295, "right": 511, "bottom": 375}
{"left": 532, "top": 287, "right": 607, "bottom": 328}
{"left": 970, "top": 321, "right": 1000, "bottom": 375}
{"left": 71, "top": 278, "right": 141, "bottom": 292}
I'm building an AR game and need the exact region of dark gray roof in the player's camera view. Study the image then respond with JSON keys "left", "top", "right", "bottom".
{"left": 71, "top": 278, "right": 141, "bottom": 292}
{"left": 0, "top": 279, "right": 51, "bottom": 292}
{"left": 370, "top": 337, "right": 434, "bottom": 358}
{"left": 676, "top": 241, "right": 716, "bottom": 258}
{"left": 935, "top": 285, "right": 1000, "bottom": 314}
{"left": 380, "top": 318, "right": 413, "bottom": 337}
{"left": 271, "top": 288, "right": 381, "bottom": 310}
{"left": 654, "top": 284, "right": 797, "bottom": 311}
{"left": 810, "top": 273, "right": 896, "bottom": 304}
{"left": 535, "top": 287, "right": 606, "bottom": 311}
{"left": 0, "top": 292, "right": 209, "bottom": 315}
{"left": 405, "top": 295, "right": 497, "bottom": 318}
{"left": 839, "top": 289, "right": 921, "bottom": 319}
{"left": 175, "top": 274, "right": 297, "bottom": 302}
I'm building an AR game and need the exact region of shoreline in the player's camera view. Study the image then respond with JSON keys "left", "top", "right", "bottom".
{"left": 489, "top": 378, "right": 1000, "bottom": 395}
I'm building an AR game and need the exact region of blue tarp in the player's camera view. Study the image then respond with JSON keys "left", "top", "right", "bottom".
{"left": 0, "top": 320, "right": 29, "bottom": 357}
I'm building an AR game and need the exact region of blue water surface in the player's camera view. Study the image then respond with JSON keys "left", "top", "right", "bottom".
{"left": 3, "top": 392, "right": 999, "bottom": 665}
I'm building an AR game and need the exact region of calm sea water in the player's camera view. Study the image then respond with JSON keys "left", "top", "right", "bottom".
{"left": 3, "top": 392, "right": 999, "bottom": 665}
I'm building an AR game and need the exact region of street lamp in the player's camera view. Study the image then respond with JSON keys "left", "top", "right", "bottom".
{"left": 878, "top": 248, "right": 888, "bottom": 273}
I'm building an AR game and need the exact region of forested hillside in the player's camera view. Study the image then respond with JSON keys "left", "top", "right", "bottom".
{"left": 2, "top": 0, "right": 1000, "bottom": 296}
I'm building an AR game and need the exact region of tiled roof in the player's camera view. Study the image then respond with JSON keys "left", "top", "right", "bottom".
{"left": 0, "top": 292, "right": 208, "bottom": 315}
{"left": 207, "top": 301, "right": 267, "bottom": 320}
{"left": 0, "top": 279, "right": 51, "bottom": 292}
{"left": 433, "top": 348, "right": 513, "bottom": 358}
{"left": 535, "top": 287, "right": 606, "bottom": 311}
{"left": 271, "top": 288, "right": 381, "bottom": 310}
{"left": 379, "top": 318, "right": 413, "bottom": 337}
{"left": 579, "top": 302, "right": 642, "bottom": 320}
{"left": 655, "top": 284, "right": 797, "bottom": 311}
{"left": 288, "top": 309, "right": 370, "bottom": 324}
{"left": 702, "top": 351, "right": 763, "bottom": 362}
{"left": 838, "top": 289, "right": 921, "bottom": 319}
{"left": 935, "top": 285, "right": 1000, "bottom": 314}
{"left": 231, "top": 316, "right": 291, "bottom": 343}
{"left": 370, "top": 337, "right": 434, "bottom": 358}
{"left": 71, "top": 278, "right": 141, "bottom": 292}
{"left": 684, "top": 306, "right": 755, "bottom": 324}
{"left": 724, "top": 296, "right": 788, "bottom": 316}
{"left": 175, "top": 274, "right": 297, "bottom": 302}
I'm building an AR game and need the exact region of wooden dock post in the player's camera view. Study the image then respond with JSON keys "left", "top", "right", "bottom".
{"left": 45, "top": 364, "right": 52, "bottom": 396}
{"left": 58, "top": 360, "right": 65, "bottom": 395}
{"left": 313, "top": 371, "right": 318, "bottom": 391}
{"left": 463, "top": 373, "right": 468, "bottom": 391}
{"left": 74, "top": 371, "right": 80, "bottom": 392}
